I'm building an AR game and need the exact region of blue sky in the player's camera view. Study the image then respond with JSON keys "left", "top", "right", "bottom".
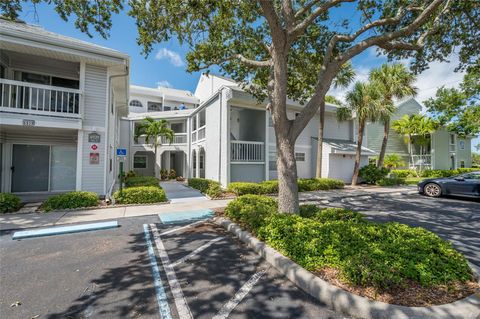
{"left": 16, "top": 3, "right": 478, "bottom": 147}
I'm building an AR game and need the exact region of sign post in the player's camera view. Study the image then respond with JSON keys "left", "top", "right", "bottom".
{"left": 116, "top": 148, "right": 127, "bottom": 196}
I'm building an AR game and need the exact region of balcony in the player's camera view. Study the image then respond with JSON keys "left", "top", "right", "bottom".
{"left": 231, "top": 141, "right": 265, "bottom": 162}
{"left": 410, "top": 155, "right": 431, "bottom": 168}
{"left": 191, "top": 125, "right": 206, "bottom": 143}
{"left": 0, "top": 79, "right": 81, "bottom": 118}
{"left": 134, "top": 133, "right": 187, "bottom": 146}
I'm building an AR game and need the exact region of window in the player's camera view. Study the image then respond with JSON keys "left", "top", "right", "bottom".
{"left": 133, "top": 155, "right": 147, "bottom": 169}
{"left": 129, "top": 100, "right": 143, "bottom": 108}
{"left": 459, "top": 140, "right": 465, "bottom": 150}
{"left": 295, "top": 152, "right": 305, "bottom": 162}
{"left": 269, "top": 151, "right": 277, "bottom": 171}
{"left": 199, "top": 154, "right": 204, "bottom": 169}
{"left": 450, "top": 134, "right": 455, "bottom": 144}
{"left": 163, "top": 106, "right": 171, "bottom": 111}
{"left": 148, "top": 101, "right": 162, "bottom": 111}
{"left": 51, "top": 77, "right": 79, "bottom": 89}
{"left": 460, "top": 160, "right": 465, "bottom": 168}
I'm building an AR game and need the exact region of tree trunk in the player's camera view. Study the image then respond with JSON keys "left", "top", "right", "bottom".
{"left": 376, "top": 118, "right": 390, "bottom": 168}
{"left": 154, "top": 144, "right": 159, "bottom": 179}
{"left": 315, "top": 101, "right": 325, "bottom": 178}
{"left": 276, "top": 133, "right": 299, "bottom": 213}
{"left": 351, "top": 120, "right": 365, "bottom": 186}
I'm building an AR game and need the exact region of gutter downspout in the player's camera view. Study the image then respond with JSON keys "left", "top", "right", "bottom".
{"left": 218, "top": 90, "right": 222, "bottom": 182}
{"left": 106, "top": 65, "right": 129, "bottom": 203}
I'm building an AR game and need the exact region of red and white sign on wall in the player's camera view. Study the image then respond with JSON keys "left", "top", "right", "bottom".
{"left": 91, "top": 144, "right": 98, "bottom": 151}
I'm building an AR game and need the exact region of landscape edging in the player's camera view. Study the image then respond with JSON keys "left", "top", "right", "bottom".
{"left": 213, "top": 217, "right": 480, "bottom": 319}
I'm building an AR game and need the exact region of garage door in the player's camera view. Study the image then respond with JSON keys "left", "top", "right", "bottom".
{"left": 328, "top": 154, "right": 368, "bottom": 183}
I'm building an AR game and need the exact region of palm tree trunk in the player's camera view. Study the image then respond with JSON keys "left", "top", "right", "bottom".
{"left": 315, "top": 101, "right": 325, "bottom": 178}
{"left": 154, "top": 144, "right": 159, "bottom": 179}
{"left": 377, "top": 118, "right": 390, "bottom": 168}
{"left": 352, "top": 120, "right": 365, "bottom": 186}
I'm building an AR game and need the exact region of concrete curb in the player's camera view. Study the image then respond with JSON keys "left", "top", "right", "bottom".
{"left": 213, "top": 217, "right": 480, "bottom": 319}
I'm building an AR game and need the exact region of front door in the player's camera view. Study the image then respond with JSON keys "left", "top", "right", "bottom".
{"left": 11, "top": 145, "right": 50, "bottom": 192}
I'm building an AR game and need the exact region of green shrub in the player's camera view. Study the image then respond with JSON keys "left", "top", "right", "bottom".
{"left": 299, "top": 205, "right": 364, "bottom": 223}
{"left": 206, "top": 182, "right": 222, "bottom": 198}
{"left": 420, "top": 168, "right": 477, "bottom": 178}
{"left": 114, "top": 186, "right": 167, "bottom": 204}
{"left": 391, "top": 169, "right": 416, "bottom": 178}
{"left": 43, "top": 191, "right": 98, "bottom": 212}
{"left": 125, "top": 176, "right": 159, "bottom": 188}
{"left": 188, "top": 178, "right": 222, "bottom": 196}
{"left": 259, "top": 180, "right": 279, "bottom": 194}
{"left": 125, "top": 170, "right": 137, "bottom": 178}
{"left": 297, "top": 178, "right": 345, "bottom": 191}
{"left": 377, "top": 177, "right": 406, "bottom": 186}
{"left": 257, "top": 214, "right": 473, "bottom": 289}
{"left": 359, "top": 164, "right": 389, "bottom": 184}
{"left": 0, "top": 193, "right": 21, "bottom": 214}
{"left": 169, "top": 169, "right": 176, "bottom": 179}
{"left": 225, "top": 195, "right": 277, "bottom": 232}
{"left": 299, "top": 204, "right": 320, "bottom": 218}
{"left": 228, "top": 182, "right": 264, "bottom": 195}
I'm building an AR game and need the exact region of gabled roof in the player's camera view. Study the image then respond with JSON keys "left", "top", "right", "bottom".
{"left": 323, "top": 139, "right": 377, "bottom": 156}
{"left": 0, "top": 17, "right": 129, "bottom": 62}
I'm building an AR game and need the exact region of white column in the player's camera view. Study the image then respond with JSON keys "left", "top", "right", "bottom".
{"left": 76, "top": 130, "right": 83, "bottom": 190}
{"left": 195, "top": 148, "right": 200, "bottom": 178}
{"left": 264, "top": 110, "right": 269, "bottom": 181}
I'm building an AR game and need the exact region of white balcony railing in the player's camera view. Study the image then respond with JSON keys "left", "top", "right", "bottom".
{"left": 197, "top": 126, "right": 206, "bottom": 140}
{"left": 410, "top": 155, "right": 431, "bottom": 168}
{"left": 231, "top": 141, "right": 265, "bottom": 162}
{"left": 0, "top": 78, "right": 81, "bottom": 117}
{"left": 135, "top": 133, "right": 187, "bottom": 145}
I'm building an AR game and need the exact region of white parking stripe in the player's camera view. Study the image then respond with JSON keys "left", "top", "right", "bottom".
{"left": 150, "top": 224, "right": 193, "bottom": 319}
{"left": 171, "top": 237, "right": 223, "bottom": 268}
{"left": 212, "top": 269, "right": 267, "bottom": 319}
{"left": 159, "top": 219, "right": 207, "bottom": 236}
{"left": 143, "top": 225, "right": 172, "bottom": 319}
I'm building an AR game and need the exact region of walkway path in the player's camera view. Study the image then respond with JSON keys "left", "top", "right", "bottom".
{"left": 160, "top": 181, "right": 207, "bottom": 203}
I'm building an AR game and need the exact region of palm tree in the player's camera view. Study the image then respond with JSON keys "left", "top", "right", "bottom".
{"left": 315, "top": 63, "right": 355, "bottom": 178}
{"left": 337, "top": 82, "right": 382, "bottom": 185}
{"left": 134, "top": 117, "right": 174, "bottom": 178}
{"left": 369, "top": 63, "right": 417, "bottom": 168}
{"left": 392, "top": 114, "right": 438, "bottom": 172}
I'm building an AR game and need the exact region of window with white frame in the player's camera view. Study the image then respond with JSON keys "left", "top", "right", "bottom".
{"left": 295, "top": 152, "right": 306, "bottom": 162}
{"left": 268, "top": 115, "right": 273, "bottom": 127}
{"left": 148, "top": 101, "right": 162, "bottom": 111}
{"left": 449, "top": 134, "right": 456, "bottom": 152}
{"left": 269, "top": 151, "right": 277, "bottom": 171}
{"left": 459, "top": 139, "right": 465, "bottom": 150}
{"left": 129, "top": 100, "right": 143, "bottom": 108}
{"left": 460, "top": 160, "right": 465, "bottom": 168}
{"left": 133, "top": 155, "right": 147, "bottom": 169}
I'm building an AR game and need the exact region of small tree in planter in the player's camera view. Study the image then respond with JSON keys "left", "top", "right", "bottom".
{"left": 134, "top": 117, "right": 174, "bottom": 179}
{"left": 169, "top": 169, "right": 176, "bottom": 179}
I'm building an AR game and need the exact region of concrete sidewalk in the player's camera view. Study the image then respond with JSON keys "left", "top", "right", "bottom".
{"left": 0, "top": 199, "right": 231, "bottom": 231}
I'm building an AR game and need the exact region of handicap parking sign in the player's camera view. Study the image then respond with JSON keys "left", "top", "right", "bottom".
{"left": 116, "top": 148, "right": 127, "bottom": 157}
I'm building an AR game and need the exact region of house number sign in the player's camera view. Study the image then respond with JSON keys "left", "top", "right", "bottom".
{"left": 23, "top": 119, "right": 35, "bottom": 126}
{"left": 88, "top": 132, "right": 101, "bottom": 143}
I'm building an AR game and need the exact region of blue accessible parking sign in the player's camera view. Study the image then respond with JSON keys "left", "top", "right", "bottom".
{"left": 116, "top": 148, "right": 127, "bottom": 157}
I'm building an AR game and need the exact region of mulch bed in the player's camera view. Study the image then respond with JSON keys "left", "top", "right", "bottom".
{"left": 316, "top": 267, "right": 479, "bottom": 307}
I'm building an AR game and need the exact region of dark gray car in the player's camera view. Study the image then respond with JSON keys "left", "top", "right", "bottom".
{"left": 418, "top": 171, "right": 480, "bottom": 198}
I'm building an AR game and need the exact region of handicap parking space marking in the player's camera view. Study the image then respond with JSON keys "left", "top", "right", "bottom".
{"left": 158, "top": 209, "right": 214, "bottom": 224}
{"left": 150, "top": 223, "right": 194, "bottom": 319}
{"left": 212, "top": 269, "right": 268, "bottom": 319}
{"left": 160, "top": 219, "right": 210, "bottom": 236}
{"left": 170, "top": 237, "right": 224, "bottom": 268}
{"left": 143, "top": 224, "right": 173, "bottom": 319}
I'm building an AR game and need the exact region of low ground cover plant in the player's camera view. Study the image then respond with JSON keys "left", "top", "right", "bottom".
{"left": 227, "top": 178, "right": 343, "bottom": 195}
{"left": 188, "top": 178, "right": 223, "bottom": 198}
{"left": 125, "top": 176, "right": 160, "bottom": 188}
{"left": 0, "top": 193, "right": 22, "bottom": 214}
{"left": 42, "top": 191, "right": 99, "bottom": 212}
{"left": 114, "top": 186, "right": 167, "bottom": 204}
{"left": 224, "top": 195, "right": 475, "bottom": 298}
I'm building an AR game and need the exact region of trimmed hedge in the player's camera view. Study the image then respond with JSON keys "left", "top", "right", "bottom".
{"left": 125, "top": 176, "right": 160, "bottom": 188}
{"left": 391, "top": 168, "right": 478, "bottom": 179}
{"left": 0, "top": 193, "right": 22, "bottom": 214}
{"left": 377, "top": 177, "right": 406, "bottom": 186}
{"left": 391, "top": 169, "right": 416, "bottom": 178}
{"left": 228, "top": 178, "right": 344, "bottom": 195}
{"left": 187, "top": 178, "right": 223, "bottom": 198}
{"left": 43, "top": 191, "right": 99, "bottom": 212}
{"left": 114, "top": 186, "right": 167, "bottom": 204}
{"left": 226, "top": 195, "right": 474, "bottom": 290}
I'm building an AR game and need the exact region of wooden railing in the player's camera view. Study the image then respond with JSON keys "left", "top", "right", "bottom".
{"left": 231, "top": 141, "right": 265, "bottom": 162}
{"left": 0, "top": 78, "right": 81, "bottom": 117}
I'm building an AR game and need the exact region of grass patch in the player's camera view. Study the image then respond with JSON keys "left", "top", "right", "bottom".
{"left": 125, "top": 176, "right": 160, "bottom": 188}
{"left": 42, "top": 191, "right": 99, "bottom": 212}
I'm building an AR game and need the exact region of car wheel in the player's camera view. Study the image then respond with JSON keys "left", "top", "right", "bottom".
{"left": 424, "top": 183, "right": 442, "bottom": 197}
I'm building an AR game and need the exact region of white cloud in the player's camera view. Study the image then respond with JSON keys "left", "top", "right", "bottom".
{"left": 156, "top": 80, "right": 173, "bottom": 88}
{"left": 155, "top": 48, "right": 185, "bottom": 67}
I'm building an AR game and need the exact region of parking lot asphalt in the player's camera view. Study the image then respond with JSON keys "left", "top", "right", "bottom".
{"left": 322, "top": 193, "right": 480, "bottom": 274}
{"left": 1, "top": 215, "right": 348, "bottom": 319}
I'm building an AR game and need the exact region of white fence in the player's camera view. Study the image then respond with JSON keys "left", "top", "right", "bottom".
{"left": 231, "top": 141, "right": 265, "bottom": 162}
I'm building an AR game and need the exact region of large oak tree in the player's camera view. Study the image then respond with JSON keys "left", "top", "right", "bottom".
{"left": 4, "top": 0, "right": 478, "bottom": 213}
